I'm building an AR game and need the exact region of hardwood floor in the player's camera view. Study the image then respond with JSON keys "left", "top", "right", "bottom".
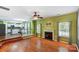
{"left": 0, "top": 36, "right": 78, "bottom": 52}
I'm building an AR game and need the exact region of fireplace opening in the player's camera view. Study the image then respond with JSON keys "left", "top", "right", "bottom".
{"left": 45, "top": 32, "right": 53, "bottom": 40}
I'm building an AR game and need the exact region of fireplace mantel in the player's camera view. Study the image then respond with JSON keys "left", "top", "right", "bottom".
{"left": 44, "top": 30, "right": 53, "bottom": 32}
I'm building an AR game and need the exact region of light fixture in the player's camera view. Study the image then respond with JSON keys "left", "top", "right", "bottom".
{"left": 32, "top": 12, "right": 38, "bottom": 20}
{"left": 32, "top": 12, "right": 43, "bottom": 20}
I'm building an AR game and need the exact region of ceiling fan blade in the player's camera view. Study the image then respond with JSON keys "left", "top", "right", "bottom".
{"left": 39, "top": 17, "right": 43, "bottom": 19}
{"left": 0, "top": 6, "right": 10, "bottom": 11}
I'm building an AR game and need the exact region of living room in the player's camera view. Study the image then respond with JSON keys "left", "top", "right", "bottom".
{"left": 0, "top": 6, "right": 78, "bottom": 52}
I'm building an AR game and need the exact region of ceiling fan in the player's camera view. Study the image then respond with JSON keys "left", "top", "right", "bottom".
{"left": 32, "top": 12, "right": 43, "bottom": 20}
{"left": 0, "top": 6, "right": 10, "bottom": 11}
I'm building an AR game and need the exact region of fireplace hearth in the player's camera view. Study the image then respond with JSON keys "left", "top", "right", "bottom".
{"left": 45, "top": 32, "right": 53, "bottom": 40}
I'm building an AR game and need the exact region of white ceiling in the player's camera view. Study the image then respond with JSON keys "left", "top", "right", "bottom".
{"left": 0, "top": 6, "right": 78, "bottom": 21}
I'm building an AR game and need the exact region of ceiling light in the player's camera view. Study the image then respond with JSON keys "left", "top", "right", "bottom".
{"left": 32, "top": 12, "right": 43, "bottom": 20}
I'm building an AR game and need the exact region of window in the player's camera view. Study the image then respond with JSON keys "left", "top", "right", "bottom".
{"left": 24, "top": 21, "right": 31, "bottom": 35}
{"left": 36, "top": 24, "right": 41, "bottom": 33}
{"left": 59, "top": 22, "right": 70, "bottom": 37}
{"left": 6, "top": 21, "right": 32, "bottom": 36}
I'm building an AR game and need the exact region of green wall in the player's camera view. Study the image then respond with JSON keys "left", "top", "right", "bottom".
{"left": 33, "top": 12, "right": 77, "bottom": 44}
{"left": 31, "top": 20, "right": 37, "bottom": 35}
